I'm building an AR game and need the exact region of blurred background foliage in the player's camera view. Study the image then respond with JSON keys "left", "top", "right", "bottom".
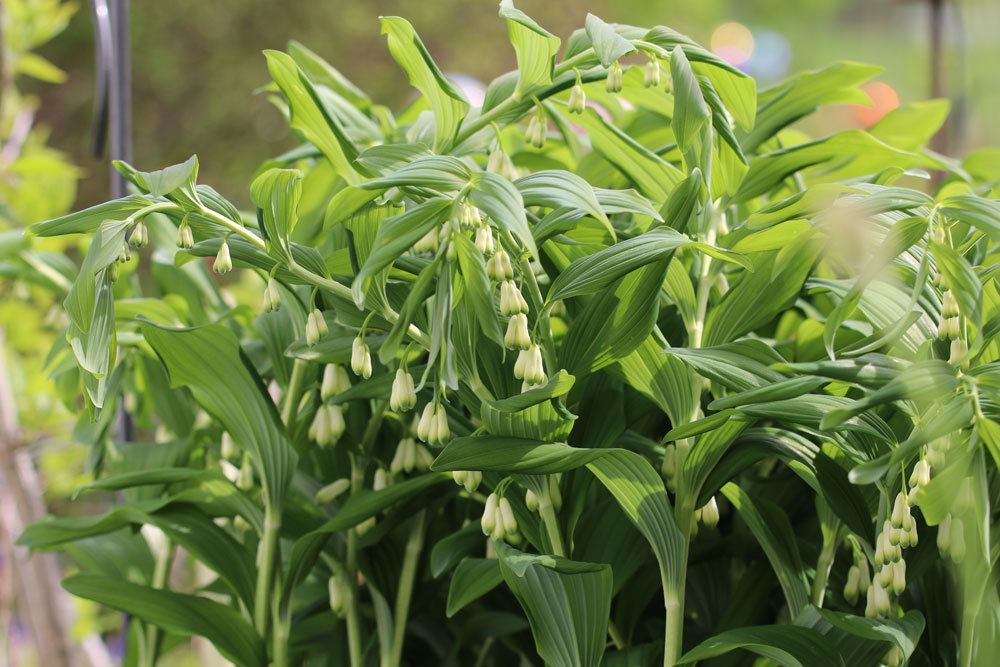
{"left": 25, "top": 0, "right": 1000, "bottom": 211}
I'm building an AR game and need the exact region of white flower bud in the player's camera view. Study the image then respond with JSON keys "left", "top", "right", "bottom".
{"left": 644, "top": 58, "right": 661, "bottom": 88}
{"left": 431, "top": 403, "right": 450, "bottom": 445}
{"left": 312, "top": 309, "right": 329, "bottom": 337}
{"left": 568, "top": 82, "right": 586, "bottom": 114}
{"left": 486, "top": 249, "right": 514, "bottom": 281}
{"left": 415, "top": 443, "right": 434, "bottom": 470}
{"left": 351, "top": 336, "right": 372, "bottom": 378}
{"left": 356, "top": 516, "right": 376, "bottom": 536}
{"left": 452, "top": 470, "right": 467, "bottom": 486}
{"left": 700, "top": 497, "right": 720, "bottom": 528}
{"left": 606, "top": 60, "right": 623, "bottom": 93}
{"left": 487, "top": 147, "right": 516, "bottom": 178}
{"left": 262, "top": 277, "right": 281, "bottom": 312}
{"left": 522, "top": 344, "right": 546, "bottom": 386}
{"left": 475, "top": 226, "right": 495, "bottom": 255}
{"left": 315, "top": 478, "right": 352, "bottom": 504}
{"left": 321, "top": 364, "right": 351, "bottom": 401}
{"left": 891, "top": 559, "right": 906, "bottom": 595}
{"left": 526, "top": 113, "right": 547, "bottom": 148}
{"left": 873, "top": 579, "right": 891, "bottom": 616}
{"left": 942, "top": 289, "right": 959, "bottom": 318}
{"left": 221, "top": 431, "right": 239, "bottom": 461}
{"left": 525, "top": 489, "right": 539, "bottom": 512}
{"left": 306, "top": 315, "right": 320, "bottom": 347}
{"left": 389, "top": 368, "right": 417, "bottom": 412}
{"left": 883, "top": 646, "right": 903, "bottom": 667}
{"left": 878, "top": 563, "right": 893, "bottom": 588}
{"left": 328, "top": 575, "right": 348, "bottom": 617}
{"left": 950, "top": 518, "right": 965, "bottom": 563}
{"left": 213, "top": 239, "right": 232, "bottom": 274}
{"left": 417, "top": 403, "right": 434, "bottom": 443}
{"left": 119, "top": 241, "right": 132, "bottom": 264}
{"left": 498, "top": 497, "right": 518, "bottom": 537}
{"left": 909, "top": 458, "right": 931, "bottom": 490}
{"left": 500, "top": 280, "right": 529, "bottom": 316}
{"left": 949, "top": 337, "right": 968, "bottom": 366}
{"left": 130, "top": 221, "right": 148, "bottom": 248}
{"left": 413, "top": 226, "right": 439, "bottom": 254}
{"left": 176, "top": 220, "right": 194, "bottom": 249}
{"left": 482, "top": 493, "right": 498, "bottom": 536}
{"left": 463, "top": 471, "right": 482, "bottom": 493}
{"left": 505, "top": 313, "right": 531, "bottom": 350}
{"left": 236, "top": 455, "right": 254, "bottom": 491}
{"left": 844, "top": 565, "right": 860, "bottom": 604}
{"left": 373, "top": 468, "right": 389, "bottom": 492}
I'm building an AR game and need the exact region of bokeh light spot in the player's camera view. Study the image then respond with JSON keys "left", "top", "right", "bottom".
{"left": 853, "top": 81, "right": 900, "bottom": 127}
{"left": 711, "top": 22, "right": 754, "bottom": 66}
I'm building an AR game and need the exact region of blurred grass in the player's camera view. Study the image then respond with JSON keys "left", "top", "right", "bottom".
{"left": 25, "top": 0, "right": 1000, "bottom": 209}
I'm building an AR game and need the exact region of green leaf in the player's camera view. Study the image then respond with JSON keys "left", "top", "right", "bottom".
{"left": 940, "top": 195, "right": 1000, "bottom": 242}
{"left": 495, "top": 541, "right": 613, "bottom": 667}
{"left": 469, "top": 171, "right": 538, "bottom": 259}
{"left": 667, "top": 340, "right": 788, "bottom": 392}
{"left": 264, "top": 50, "right": 362, "bottom": 184}
{"left": 745, "top": 61, "right": 881, "bottom": 151}
{"left": 454, "top": 233, "right": 503, "bottom": 347}
{"left": 547, "top": 227, "right": 750, "bottom": 303}
{"left": 669, "top": 46, "right": 711, "bottom": 154}
{"left": 250, "top": 167, "right": 303, "bottom": 258}
{"left": 721, "top": 482, "right": 811, "bottom": 615}
{"left": 447, "top": 558, "right": 503, "bottom": 617}
{"left": 930, "top": 240, "right": 982, "bottom": 329}
{"left": 583, "top": 14, "right": 636, "bottom": 67}
{"left": 381, "top": 16, "right": 469, "bottom": 150}
{"left": 796, "top": 606, "right": 924, "bottom": 666}
{"left": 561, "top": 107, "right": 683, "bottom": 204}
{"left": 27, "top": 194, "right": 151, "bottom": 237}
{"left": 616, "top": 337, "right": 696, "bottom": 427}
{"left": 498, "top": 0, "right": 560, "bottom": 95}
{"left": 63, "top": 575, "right": 266, "bottom": 667}
{"left": 351, "top": 197, "right": 452, "bottom": 307}
{"left": 141, "top": 321, "right": 296, "bottom": 510}
{"left": 678, "top": 624, "right": 843, "bottom": 667}
{"left": 515, "top": 170, "right": 609, "bottom": 227}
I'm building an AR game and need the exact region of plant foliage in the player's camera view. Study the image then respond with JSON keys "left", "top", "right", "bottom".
{"left": 19, "top": 3, "right": 1000, "bottom": 666}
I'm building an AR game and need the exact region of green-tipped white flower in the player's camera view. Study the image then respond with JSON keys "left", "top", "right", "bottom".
{"left": 606, "top": 60, "right": 623, "bottom": 93}
{"left": 315, "top": 478, "right": 351, "bottom": 504}
{"left": 844, "top": 564, "right": 861, "bottom": 604}
{"left": 500, "top": 280, "right": 529, "bottom": 316}
{"left": 351, "top": 336, "right": 372, "bottom": 378}
{"left": 236, "top": 455, "right": 254, "bottom": 491}
{"left": 568, "top": 81, "right": 586, "bottom": 114}
{"left": 119, "top": 242, "right": 132, "bottom": 264}
{"left": 937, "top": 514, "right": 952, "bottom": 556}
{"left": 942, "top": 289, "right": 959, "bottom": 318}
{"left": 305, "top": 310, "right": 324, "bottom": 346}
{"left": 430, "top": 403, "right": 450, "bottom": 445}
{"left": 328, "top": 575, "right": 348, "bottom": 617}
{"left": 550, "top": 299, "right": 567, "bottom": 318}
{"left": 481, "top": 493, "right": 498, "bottom": 535}
{"left": 662, "top": 444, "right": 677, "bottom": 480}
{"left": 373, "top": 468, "right": 389, "bottom": 492}
{"left": 890, "top": 492, "right": 908, "bottom": 529}
{"left": 949, "top": 338, "right": 968, "bottom": 366}
{"left": 221, "top": 431, "right": 239, "bottom": 461}
{"left": 263, "top": 277, "right": 281, "bottom": 312}
{"left": 877, "top": 562, "right": 893, "bottom": 588}
{"left": 390, "top": 368, "right": 417, "bottom": 412}
{"left": 700, "top": 496, "right": 720, "bottom": 528}
{"left": 453, "top": 470, "right": 481, "bottom": 492}
{"left": 413, "top": 226, "right": 439, "bottom": 254}
{"left": 505, "top": 313, "right": 531, "bottom": 350}
{"left": 525, "top": 489, "right": 539, "bottom": 512}
{"left": 865, "top": 579, "right": 891, "bottom": 618}
{"left": 518, "top": 344, "right": 545, "bottom": 385}
{"left": 213, "top": 238, "right": 232, "bottom": 274}
{"left": 416, "top": 403, "right": 434, "bottom": 443}
{"left": 475, "top": 226, "right": 495, "bottom": 255}
{"left": 949, "top": 517, "right": 965, "bottom": 563}
{"left": 313, "top": 309, "right": 329, "bottom": 336}
{"left": 883, "top": 646, "right": 903, "bottom": 667}
{"left": 644, "top": 58, "right": 661, "bottom": 88}
{"left": 890, "top": 559, "right": 906, "bottom": 595}
{"left": 938, "top": 316, "right": 959, "bottom": 339}
{"left": 458, "top": 202, "right": 482, "bottom": 230}
{"left": 130, "top": 221, "right": 148, "bottom": 248}
{"left": 486, "top": 249, "right": 514, "bottom": 281}
{"left": 309, "top": 404, "right": 345, "bottom": 448}
{"left": 321, "top": 364, "right": 351, "bottom": 402}
{"left": 108, "top": 262, "right": 120, "bottom": 282}
{"left": 498, "top": 497, "right": 517, "bottom": 536}
{"left": 526, "top": 112, "right": 546, "bottom": 148}
{"left": 176, "top": 220, "right": 194, "bottom": 249}
{"left": 908, "top": 458, "right": 931, "bottom": 502}
{"left": 356, "top": 516, "right": 376, "bottom": 535}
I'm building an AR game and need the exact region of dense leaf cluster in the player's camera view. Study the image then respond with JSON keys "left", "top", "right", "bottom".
{"left": 20, "top": 2, "right": 1000, "bottom": 666}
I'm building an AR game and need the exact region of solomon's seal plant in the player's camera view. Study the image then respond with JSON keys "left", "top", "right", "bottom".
{"left": 20, "top": 2, "right": 1000, "bottom": 666}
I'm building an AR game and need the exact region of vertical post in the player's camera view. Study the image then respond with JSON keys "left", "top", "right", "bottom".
{"left": 928, "top": 0, "right": 948, "bottom": 156}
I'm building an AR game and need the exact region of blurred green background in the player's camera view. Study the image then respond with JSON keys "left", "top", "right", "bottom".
{"left": 28, "top": 0, "right": 1000, "bottom": 210}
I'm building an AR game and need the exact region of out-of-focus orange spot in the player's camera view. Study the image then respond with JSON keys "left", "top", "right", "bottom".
{"left": 853, "top": 81, "right": 899, "bottom": 127}
{"left": 711, "top": 22, "right": 754, "bottom": 66}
